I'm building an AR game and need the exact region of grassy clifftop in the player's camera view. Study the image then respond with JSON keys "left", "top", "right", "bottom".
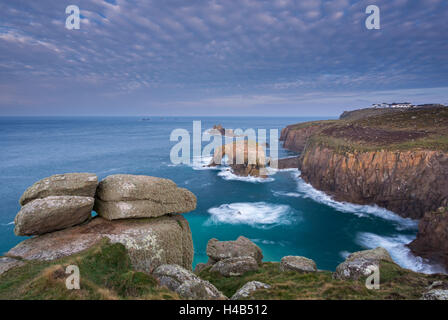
{"left": 1, "top": 239, "right": 448, "bottom": 300}
{"left": 286, "top": 107, "right": 448, "bottom": 153}
{"left": 0, "top": 239, "right": 178, "bottom": 300}
{"left": 198, "top": 261, "right": 446, "bottom": 300}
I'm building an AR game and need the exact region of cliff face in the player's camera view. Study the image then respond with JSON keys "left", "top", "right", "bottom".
{"left": 299, "top": 146, "right": 448, "bottom": 219}
{"left": 280, "top": 123, "right": 322, "bottom": 153}
{"left": 281, "top": 107, "right": 448, "bottom": 219}
{"left": 409, "top": 208, "right": 448, "bottom": 268}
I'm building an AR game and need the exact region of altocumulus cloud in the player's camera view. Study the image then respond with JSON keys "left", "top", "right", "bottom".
{"left": 0, "top": 0, "right": 447, "bottom": 115}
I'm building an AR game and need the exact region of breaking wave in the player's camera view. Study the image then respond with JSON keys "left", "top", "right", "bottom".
{"left": 217, "top": 168, "right": 274, "bottom": 183}
{"left": 356, "top": 232, "right": 446, "bottom": 274}
{"left": 205, "top": 202, "right": 297, "bottom": 228}
{"left": 290, "top": 171, "right": 417, "bottom": 230}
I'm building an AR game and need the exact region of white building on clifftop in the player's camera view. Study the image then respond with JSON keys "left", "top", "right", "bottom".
{"left": 372, "top": 102, "right": 414, "bottom": 108}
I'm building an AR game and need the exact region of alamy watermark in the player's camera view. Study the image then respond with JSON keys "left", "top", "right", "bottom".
{"left": 65, "top": 265, "right": 80, "bottom": 290}
{"left": 365, "top": 265, "right": 380, "bottom": 290}
{"left": 65, "top": 5, "right": 80, "bottom": 30}
{"left": 169, "top": 121, "right": 279, "bottom": 172}
{"left": 365, "top": 5, "right": 381, "bottom": 30}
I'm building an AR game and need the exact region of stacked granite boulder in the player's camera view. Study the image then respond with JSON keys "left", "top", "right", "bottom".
{"left": 15, "top": 173, "right": 98, "bottom": 236}
{"left": 93, "top": 174, "right": 196, "bottom": 220}
{"left": 6, "top": 173, "right": 197, "bottom": 274}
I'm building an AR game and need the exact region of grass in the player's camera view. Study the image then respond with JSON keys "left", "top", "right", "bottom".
{"left": 287, "top": 107, "right": 448, "bottom": 154}
{"left": 0, "top": 239, "right": 178, "bottom": 300}
{"left": 198, "top": 261, "right": 447, "bottom": 300}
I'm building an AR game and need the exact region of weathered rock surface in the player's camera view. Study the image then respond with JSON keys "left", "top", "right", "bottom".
{"left": 280, "top": 256, "right": 317, "bottom": 273}
{"left": 280, "top": 123, "right": 323, "bottom": 153}
{"left": 409, "top": 207, "right": 448, "bottom": 270}
{"left": 231, "top": 281, "right": 271, "bottom": 300}
{"left": 0, "top": 257, "right": 25, "bottom": 276}
{"left": 206, "top": 236, "right": 263, "bottom": 265}
{"left": 208, "top": 140, "right": 268, "bottom": 178}
{"left": 194, "top": 260, "right": 214, "bottom": 274}
{"left": 94, "top": 174, "right": 197, "bottom": 220}
{"left": 153, "top": 264, "right": 226, "bottom": 300}
{"left": 19, "top": 173, "right": 98, "bottom": 206}
{"left": 276, "top": 157, "right": 300, "bottom": 169}
{"left": 7, "top": 215, "right": 193, "bottom": 273}
{"left": 210, "top": 256, "right": 259, "bottom": 277}
{"left": 14, "top": 196, "right": 94, "bottom": 236}
{"left": 421, "top": 281, "right": 448, "bottom": 300}
{"left": 333, "top": 247, "right": 393, "bottom": 280}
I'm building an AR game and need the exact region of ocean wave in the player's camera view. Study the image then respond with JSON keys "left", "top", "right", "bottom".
{"left": 251, "top": 238, "right": 288, "bottom": 246}
{"left": 272, "top": 190, "right": 301, "bottom": 198}
{"left": 1, "top": 221, "right": 14, "bottom": 226}
{"left": 217, "top": 169, "right": 275, "bottom": 183}
{"left": 356, "top": 232, "right": 446, "bottom": 274}
{"left": 190, "top": 156, "right": 220, "bottom": 170}
{"left": 205, "top": 202, "right": 297, "bottom": 228}
{"left": 291, "top": 171, "right": 417, "bottom": 230}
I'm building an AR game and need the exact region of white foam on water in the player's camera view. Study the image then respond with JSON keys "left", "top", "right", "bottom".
{"left": 251, "top": 238, "right": 288, "bottom": 246}
{"left": 290, "top": 171, "right": 417, "bottom": 230}
{"left": 190, "top": 156, "right": 220, "bottom": 170}
{"left": 339, "top": 250, "right": 351, "bottom": 259}
{"left": 1, "top": 221, "right": 14, "bottom": 226}
{"left": 356, "top": 232, "right": 447, "bottom": 274}
{"left": 217, "top": 168, "right": 275, "bottom": 183}
{"left": 272, "top": 190, "right": 301, "bottom": 198}
{"left": 205, "top": 202, "right": 297, "bottom": 229}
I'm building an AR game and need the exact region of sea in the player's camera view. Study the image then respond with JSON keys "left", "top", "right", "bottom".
{"left": 0, "top": 116, "right": 445, "bottom": 274}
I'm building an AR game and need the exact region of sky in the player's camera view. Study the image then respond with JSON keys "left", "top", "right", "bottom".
{"left": 0, "top": 0, "right": 447, "bottom": 116}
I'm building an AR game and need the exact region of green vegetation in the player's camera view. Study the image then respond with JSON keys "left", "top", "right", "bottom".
{"left": 0, "top": 239, "right": 178, "bottom": 300}
{"left": 2, "top": 241, "right": 447, "bottom": 300}
{"left": 291, "top": 107, "right": 448, "bottom": 153}
{"left": 199, "top": 261, "right": 447, "bottom": 300}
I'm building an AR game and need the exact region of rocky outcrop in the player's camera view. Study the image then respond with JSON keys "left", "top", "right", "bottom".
{"left": 280, "top": 256, "right": 317, "bottom": 273}
{"left": 7, "top": 214, "right": 193, "bottom": 273}
{"left": 14, "top": 173, "right": 97, "bottom": 236}
{"left": 94, "top": 174, "right": 197, "bottom": 220}
{"left": 277, "top": 157, "right": 300, "bottom": 169}
{"left": 280, "top": 123, "right": 323, "bottom": 153}
{"left": 206, "top": 236, "right": 263, "bottom": 265}
{"left": 14, "top": 196, "right": 94, "bottom": 236}
{"left": 9, "top": 173, "right": 197, "bottom": 274}
{"left": 333, "top": 247, "right": 393, "bottom": 280}
{"left": 408, "top": 207, "right": 448, "bottom": 269}
{"left": 421, "top": 281, "right": 448, "bottom": 300}
{"left": 209, "top": 256, "right": 259, "bottom": 277}
{"left": 208, "top": 140, "right": 268, "bottom": 178}
{"left": 0, "top": 257, "right": 25, "bottom": 276}
{"left": 19, "top": 173, "right": 98, "bottom": 206}
{"left": 299, "top": 146, "right": 448, "bottom": 219}
{"left": 231, "top": 281, "right": 271, "bottom": 300}
{"left": 194, "top": 260, "right": 214, "bottom": 274}
{"left": 153, "top": 264, "right": 226, "bottom": 300}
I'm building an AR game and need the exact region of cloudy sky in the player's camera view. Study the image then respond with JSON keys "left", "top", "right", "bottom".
{"left": 0, "top": 0, "right": 447, "bottom": 116}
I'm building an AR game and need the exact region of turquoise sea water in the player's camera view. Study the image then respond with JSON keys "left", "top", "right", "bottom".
{"left": 0, "top": 116, "right": 444, "bottom": 273}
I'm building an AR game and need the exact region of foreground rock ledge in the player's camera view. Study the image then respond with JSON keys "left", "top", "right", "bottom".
{"left": 280, "top": 256, "right": 317, "bottom": 273}
{"left": 7, "top": 214, "right": 193, "bottom": 273}
{"left": 333, "top": 247, "right": 393, "bottom": 280}
{"left": 206, "top": 236, "right": 263, "bottom": 265}
{"left": 153, "top": 264, "right": 226, "bottom": 300}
